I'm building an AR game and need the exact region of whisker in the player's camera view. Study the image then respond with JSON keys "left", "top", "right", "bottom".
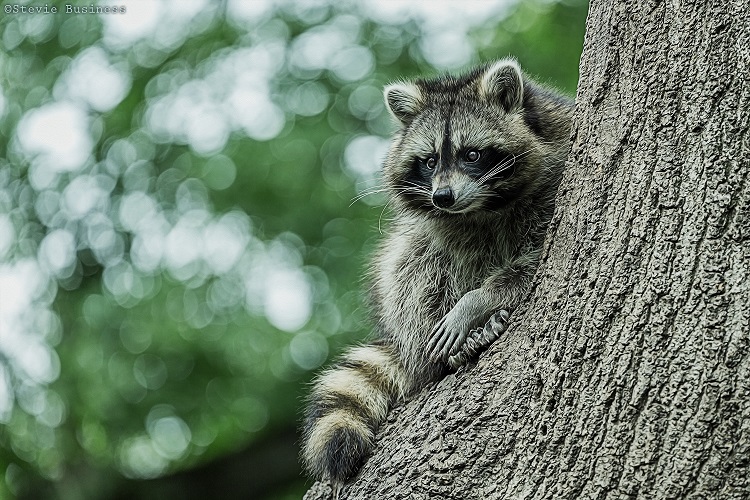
{"left": 478, "top": 149, "right": 533, "bottom": 184}
{"left": 377, "top": 199, "right": 392, "bottom": 234}
{"left": 349, "top": 180, "right": 433, "bottom": 207}
{"left": 349, "top": 187, "right": 390, "bottom": 206}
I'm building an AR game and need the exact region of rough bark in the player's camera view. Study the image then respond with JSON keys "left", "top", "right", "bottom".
{"left": 305, "top": 0, "right": 750, "bottom": 498}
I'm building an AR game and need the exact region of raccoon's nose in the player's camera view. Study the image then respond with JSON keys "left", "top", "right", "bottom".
{"left": 432, "top": 187, "right": 455, "bottom": 208}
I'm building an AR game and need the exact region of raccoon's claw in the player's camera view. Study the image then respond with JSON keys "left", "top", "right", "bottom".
{"left": 427, "top": 313, "right": 469, "bottom": 363}
{"left": 446, "top": 310, "right": 509, "bottom": 369}
{"left": 427, "top": 289, "right": 492, "bottom": 362}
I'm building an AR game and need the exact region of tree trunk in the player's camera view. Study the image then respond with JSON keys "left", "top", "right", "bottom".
{"left": 305, "top": 0, "right": 750, "bottom": 497}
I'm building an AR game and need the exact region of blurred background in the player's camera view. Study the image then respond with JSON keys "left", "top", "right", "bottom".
{"left": 0, "top": 0, "right": 587, "bottom": 498}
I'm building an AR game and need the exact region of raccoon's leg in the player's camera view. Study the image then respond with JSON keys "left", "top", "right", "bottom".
{"left": 427, "top": 252, "right": 539, "bottom": 363}
{"left": 302, "top": 341, "right": 411, "bottom": 485}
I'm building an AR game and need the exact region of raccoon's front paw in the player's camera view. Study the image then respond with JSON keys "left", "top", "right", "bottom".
{"left": 427, "top": 290, "right": 490, "bottom": 363}
{"left": 447, "top": 310, "right": 509, "bottom": 369}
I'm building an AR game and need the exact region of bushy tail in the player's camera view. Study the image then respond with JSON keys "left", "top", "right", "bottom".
{"left": 302, "top": 342, "right": 410, "bottom": 483}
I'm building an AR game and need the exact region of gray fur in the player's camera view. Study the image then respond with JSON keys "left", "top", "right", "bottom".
{"left": 302, "top": 59, "right": 574, "bottom": 485}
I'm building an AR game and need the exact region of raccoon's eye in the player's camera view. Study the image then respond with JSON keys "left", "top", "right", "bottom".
{"left": 464, "top": 149, "right": 481, "bottom": 163}
{"left": 425, "top": 156, "right": 437, "bottom": 169}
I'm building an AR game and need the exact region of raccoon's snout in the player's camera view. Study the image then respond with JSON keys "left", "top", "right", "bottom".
{"left": 432, "top": 187, "right": 455, "bottom": 209}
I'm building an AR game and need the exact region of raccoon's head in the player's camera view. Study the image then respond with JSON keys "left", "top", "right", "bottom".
{"left": 381, "top": 59, "right": 567, "bottom": 216}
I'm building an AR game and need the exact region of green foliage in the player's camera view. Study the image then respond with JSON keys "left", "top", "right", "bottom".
{"left": 0, "top": 1, "right": 587, "bottom": 498}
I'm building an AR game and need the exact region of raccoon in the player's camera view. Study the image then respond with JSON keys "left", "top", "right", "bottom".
{"left": 302, "top": 59, "right": 573, "bottom": 487}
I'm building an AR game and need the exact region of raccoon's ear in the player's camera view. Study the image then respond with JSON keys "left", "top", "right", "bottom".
{"left": 479, "top": 59, "right": 524, "bottom": 112}
{"left": 384, "top": 82, "right": 424, "bottom": 125}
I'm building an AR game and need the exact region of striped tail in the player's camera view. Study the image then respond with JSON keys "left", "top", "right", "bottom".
{"left": 302, "top": 342, "right": 411, "bottom": 483}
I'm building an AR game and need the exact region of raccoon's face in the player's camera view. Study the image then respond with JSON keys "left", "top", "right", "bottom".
{"left": 382, "top": 60, "right": 543, "bottom": 215}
